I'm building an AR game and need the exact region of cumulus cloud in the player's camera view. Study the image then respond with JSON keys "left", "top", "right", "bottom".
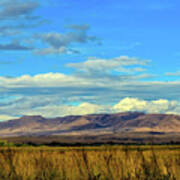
{"left": 113, "top": 98, "right": 147, "bottom": 112}
{"left": 113, "top": 98, "right": 178, "bottom": 114}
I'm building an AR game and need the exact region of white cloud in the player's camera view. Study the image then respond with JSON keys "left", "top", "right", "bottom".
{"left": 113, "top": 98, "right": 147, "bottom": 112}
{"left": 24, "top": 102, "right": 109, "bottom": 117}
{"left": 67, "top": 56, "right": 150, "bottom": 74}
{"left": 113, "top": 98, "right": 178, "bottom": 114}
{"left": 0, "top": 73, "right": 80, "bottom": 88}
{"left": 0, "top": 56, "right": 152, "bottom": 89}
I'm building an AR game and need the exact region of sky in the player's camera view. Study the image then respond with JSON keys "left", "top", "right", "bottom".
{"left": 0, "top": 0, "right": 180, "bottom": 120}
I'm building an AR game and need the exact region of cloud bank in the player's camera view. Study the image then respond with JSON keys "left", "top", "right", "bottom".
{"left": 0, "top": 54, "right": 180, "bottom": 121}
{"left": 0, "top": 97, "right": 179, "bottom": 121}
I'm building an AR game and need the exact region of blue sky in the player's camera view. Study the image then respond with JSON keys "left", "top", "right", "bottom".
{"left": 0, "top": 0, "right": 180, "bottom": 120}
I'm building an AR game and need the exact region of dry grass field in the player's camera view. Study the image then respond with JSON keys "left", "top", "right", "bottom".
{"left": 0, "top": 145, "right": 180, "bottom": 180}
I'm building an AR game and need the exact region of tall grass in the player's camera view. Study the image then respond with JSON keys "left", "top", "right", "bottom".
{"left": 0, "top": 145, "right": 179, "bottom": 180}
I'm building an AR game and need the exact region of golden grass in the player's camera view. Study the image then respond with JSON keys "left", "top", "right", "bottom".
{"left": 0, "top": 145, "right": 179, "bottom": 180}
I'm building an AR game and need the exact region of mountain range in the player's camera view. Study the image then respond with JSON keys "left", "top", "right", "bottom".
{"left": 0, "top": 112, "right": 180, "bottom": 139}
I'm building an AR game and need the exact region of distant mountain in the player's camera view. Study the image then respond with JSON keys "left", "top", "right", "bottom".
{"left": 0, "top": 112, "right": 180, "bottom": 137}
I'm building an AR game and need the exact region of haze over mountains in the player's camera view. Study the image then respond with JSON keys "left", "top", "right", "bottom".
{"left": 0, "top": 112, "right": 180, "bottom": 138}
